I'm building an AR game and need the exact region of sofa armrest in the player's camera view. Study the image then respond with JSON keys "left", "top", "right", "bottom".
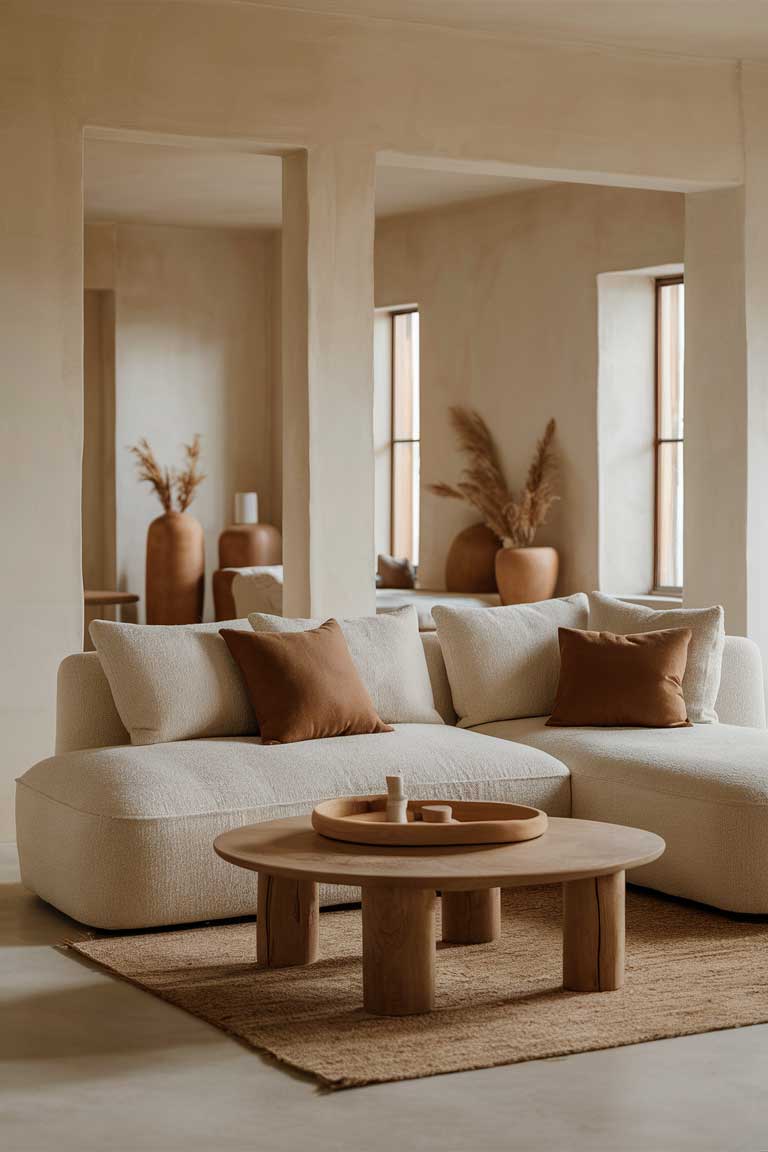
{"left": 56, "top": 653, "right": 129, "bottom": 753}
{"left": 231, "top": 566, "right": 284, "bottom": 617}
{"left": 716, "top": 636, "right": 766, "bottom": 728}
{"left": 212, "top": 569, "right": 237, "bottom": 621}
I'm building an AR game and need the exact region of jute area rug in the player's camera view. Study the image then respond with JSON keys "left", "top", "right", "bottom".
{"left": 69, "top": 886, "right": 768, "bottom": 1090}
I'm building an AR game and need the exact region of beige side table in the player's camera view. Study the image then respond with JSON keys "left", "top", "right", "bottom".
{"left": 214, "top": 816, "right": 664, "bottom": 1017}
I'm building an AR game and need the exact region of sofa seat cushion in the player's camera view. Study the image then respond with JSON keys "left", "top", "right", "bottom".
{"left": 19, "top": 724, "right": 568, "bottom": 821}
{"left": 472, "top": 717, "right": 768, "bottom": 912}
{"left": 16, "top": 725, "right": 570, "bottom": 930}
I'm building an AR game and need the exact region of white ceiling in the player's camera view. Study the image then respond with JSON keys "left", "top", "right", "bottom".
{"left": 84, "top": 138, "right": 551, "bottom": 230}
{"left": 222, "top": 0, "right": 768, "bottom": 61}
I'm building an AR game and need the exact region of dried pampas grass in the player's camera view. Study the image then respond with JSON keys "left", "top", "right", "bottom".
{"left": 129, "top": 435, "right": 206, "bottom": 514}
{"left": 175, "top": 434, "right": 205, "bottom": 512}
{"left": 429, "top": 409, "right": 558, "bottom": 548}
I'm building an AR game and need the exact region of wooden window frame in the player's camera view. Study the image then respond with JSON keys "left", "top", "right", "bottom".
{"left": 389, "top": 307, "right": 420, "bottom": 560}
{"left": 653, "top": 274, "right": 684, "bottom": 596}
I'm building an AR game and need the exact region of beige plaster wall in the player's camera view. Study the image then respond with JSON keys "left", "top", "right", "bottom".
{"left": 742, "top": 64, "right": 768, "bottom": 663}
{"left": 0, "top": 0, "right": 753, "bottom": 837}
{"left": 375, "top": 184, "right": 684, "bottom": 592}
{"left": 84, "top": 222, "right": 276, "bottom": 623}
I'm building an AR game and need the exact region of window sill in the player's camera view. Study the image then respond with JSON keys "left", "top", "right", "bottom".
{"left": 614, "top": 592, "right": 683, "bottom": 610}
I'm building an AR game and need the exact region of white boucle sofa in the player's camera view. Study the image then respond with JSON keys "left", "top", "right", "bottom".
{"left": 15, "top": 632, "right": 768, "bottom": 928}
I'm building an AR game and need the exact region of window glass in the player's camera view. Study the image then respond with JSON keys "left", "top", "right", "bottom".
{"left": 655, "top": 279, "right": 684, "bottom": 591}
{"left": 656, "top": 440, "right": 683, "bottom": 591}
{"left": 658, "top": 282, "right": 684, "bottom": 440}
{"left": 391, "top": 311, "right": 420, "bottom": 565}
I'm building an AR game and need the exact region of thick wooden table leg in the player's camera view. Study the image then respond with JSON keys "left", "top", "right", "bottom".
{"left": 257, "top": 872, "right": 319, "bottom": 967}
{"left": 442, "top": 887, "right": 501, "bottom": 944}
{"left": 362, "top": 886, "right": 435, "bottom": 1016}
{"left": 563, "top": 870, "right": 625, "bottom": 992}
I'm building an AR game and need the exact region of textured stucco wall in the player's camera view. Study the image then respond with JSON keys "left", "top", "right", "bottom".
{"left": 0, "top": 0, "right": 752, "bottom": 836}
{"left": 375, "top": 184, "right": 684, "bottom": 592}
{"left": 85, "top": 221, "right": 277, "bottom": 624}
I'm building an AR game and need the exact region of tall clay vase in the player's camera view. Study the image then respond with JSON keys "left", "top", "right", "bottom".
{"left": 445, "top": 523, "right": 500, "bottom": 592}
{"left": 146, "top": 511, "right": 205, "bottom": 624}
{"left": 494, "top": 545, "right": 559, "bottom": 606}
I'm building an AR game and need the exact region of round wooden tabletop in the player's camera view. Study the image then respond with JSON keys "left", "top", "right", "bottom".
{"left": 214, "top": 815, "right": 664, "bottom": 891}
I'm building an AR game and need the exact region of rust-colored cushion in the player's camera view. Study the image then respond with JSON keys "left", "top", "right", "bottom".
{"left": 220, "top": 619, "right": 393, "bottom": 744}
{"left": 547, "top": 626, "right": 692, "bottom": 728}
{"left": 377, "top": 553, "right": 416, "bottom": 589}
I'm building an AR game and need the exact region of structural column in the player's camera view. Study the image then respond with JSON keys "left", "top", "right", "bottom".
{"left": 685, "top": 64, "right": 768, "bottom": 678}
{"left": 683, "top": 186, "right": 748, "bottom": 634}
{"left": 281, "top": 144, "right": 377, "bottom": 619}
{"left": 0, "top": 109, "right": 83, "bottom": 840}
{"left": 742, "top": 63, "right": 768, "bottom": 668}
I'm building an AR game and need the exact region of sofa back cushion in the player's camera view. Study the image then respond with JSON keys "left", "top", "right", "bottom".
{"left": 248, "top": 605, "right": 443, "bottom": 725}
{"left": 432, "top": 594, "right": 589, "bottom": 727}
{"left": 51, "top": 632, "right": 763, "bottom": 756}
{"left": 90, "top": 619, "right": 257, "bottom": 746}
{"left": 420, "top": 632, "right": 457, "bottom": 724}
{"left": 717, "top": 635, "right": 766, "bottom": 728}
{"left": 587, "top": 593, "right": 725, "bottom": 724}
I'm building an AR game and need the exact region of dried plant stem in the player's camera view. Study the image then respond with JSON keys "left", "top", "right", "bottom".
{"left": 129, "top": 435, "right": 206, "bottom": 514}
{"left": 128, "top": 438, "right": 174, "bottom": 514}
{"left": 429, "top": 409, "right": 558, "bottom": 548}
{"left": 176, "top": 434, "right": 206, "bottom": 513}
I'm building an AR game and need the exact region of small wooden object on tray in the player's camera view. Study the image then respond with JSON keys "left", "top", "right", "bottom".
{"left": 311, "top": 795, "right": 548, "bottom": 847}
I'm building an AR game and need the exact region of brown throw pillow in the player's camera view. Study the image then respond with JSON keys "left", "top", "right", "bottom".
{"left": 547, "top": 626, "right": 692, "bottom": 728}
{"left": 220, "top": 619, "right": 393, "bottom": 744}
{"left": 377, "top": 553, "right": 416, "bottom": 589}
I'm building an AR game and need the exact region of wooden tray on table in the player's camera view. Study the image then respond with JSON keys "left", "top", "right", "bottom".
{"left": 311, "top": 797, "right": 548, "bottom": 847}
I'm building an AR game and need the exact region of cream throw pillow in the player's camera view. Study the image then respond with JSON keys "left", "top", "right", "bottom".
{"left": 247, "top": 605, "right": 443, "bottom": 725}
{"left": 587, "top": 592, "right": 725, "bottom": 724}
{"left": 432, "top": 594, "right": 589, "bottom": 727}
{"left": 90, "top": 619, "right": 257, "bottom": 746}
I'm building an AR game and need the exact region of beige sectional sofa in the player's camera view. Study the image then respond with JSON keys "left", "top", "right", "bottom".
{"left": 15, "top": 624, "right": 768, "bottom": 928}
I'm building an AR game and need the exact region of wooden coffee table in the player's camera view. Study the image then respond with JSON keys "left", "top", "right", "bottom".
{"left": 214, "top": 816, "right": 664, "bottom": 1016}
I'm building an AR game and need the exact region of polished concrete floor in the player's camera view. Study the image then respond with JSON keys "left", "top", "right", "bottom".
{"left": 3, "top": 842, "right": 768, "bottom": 1152}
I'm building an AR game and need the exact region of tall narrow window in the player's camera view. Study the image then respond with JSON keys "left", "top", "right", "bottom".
{"left": 655, "top": 276, "right": 684, "bottom": 593}
{"left": 391, "top": 310, "right": 420, "bottom": 565}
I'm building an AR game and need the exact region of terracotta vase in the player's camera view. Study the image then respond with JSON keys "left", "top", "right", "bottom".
{"left": 218, "top": 522, "right": 282, "bottom": 569}
{"left": 146, "top": 511, "right": 205, "bottom": 624}
{"left": 445, "top": 523, "right": 501, "bottom": 592}
{"left": 494, "top": 545, "right": 559, "bottom": 606}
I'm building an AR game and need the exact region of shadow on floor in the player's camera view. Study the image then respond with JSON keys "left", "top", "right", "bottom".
{"left": 0, "top": 881, "right": 90, "bottom": 948}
